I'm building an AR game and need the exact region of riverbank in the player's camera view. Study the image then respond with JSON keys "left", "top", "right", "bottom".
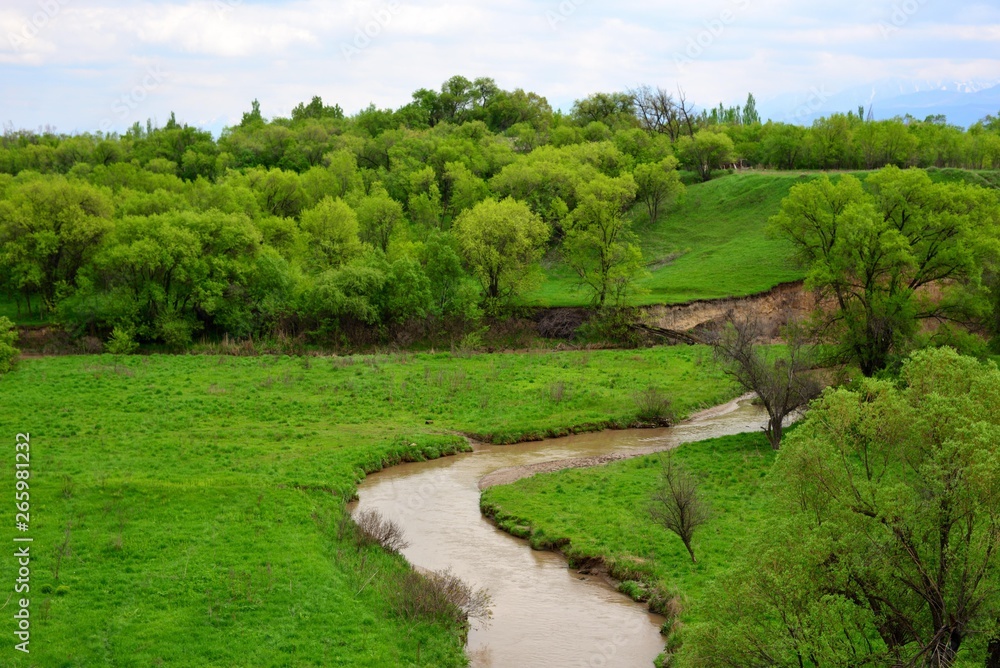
{"left": 480, "top": 427, "right": 780, "bottom": 662}
{"left": 477, "top": 394, "right": 754, "bottom": 488}
{"left": 0, "top": 346, "right": 737, "bottom": 666}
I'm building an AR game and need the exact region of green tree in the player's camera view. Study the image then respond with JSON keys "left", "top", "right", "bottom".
{"left": 632, "top": 156, "right": 684, "bottom": 224}
{"left": 562, "top": 174, "right": 646, "bottom": 308}
{"left": 452, "top": 198, "right": 549, "bottom": 312}
{"left": 570, "top": 92, "right": 637, "bottom": 130}
{"left": 769, "top": 167, "right": 1000, "bottom": 376}
{"left": 419, "top": 231, "right": 480, "bottom": 320}
{"left": 0, "top": 316, "right": 19, "bottom": 375}
{"left": 300, "top": 197, "right": 363, "bottom": 269}
{"left": 761, "top": 122, "right": 806, "bottom": 169}
{"left": 681, "top": 348, "right": 1000, "bottom": 668}
{"left": 676, "top": 130, "right": 735, "bottom": 181}
{"left": 0, "top": 176, "right": 113, "bottom": 314}
{"left": 741, "top": 92, "right": 760, "bottom": 125}
{"left": 355, "top": 188, "right": 404, "bottom": 253}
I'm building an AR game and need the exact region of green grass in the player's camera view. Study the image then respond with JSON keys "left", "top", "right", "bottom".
{"left": 0, "top": 346, "right": 738, "bottom": 666}
{"left": 481, "top": 431, "right": 777, "bottom": 615}
{"left": 533, "top": 173, "right": 810, "bottom": 307}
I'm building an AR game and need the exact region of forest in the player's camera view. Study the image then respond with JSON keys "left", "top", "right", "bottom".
{"left": 2, "top": 75, "right": 1000, "bottom": 352}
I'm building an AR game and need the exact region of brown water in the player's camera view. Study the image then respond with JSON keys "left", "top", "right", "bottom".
{"left": 354, "top": 395, "right": 767, "bottom": 668}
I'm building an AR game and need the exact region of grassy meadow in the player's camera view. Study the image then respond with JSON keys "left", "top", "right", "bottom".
{"left": 481, "top": 431, "right": 778, "bottom": 625}
{"left": 0, "top": 346, "right": 738, "bottom": 666}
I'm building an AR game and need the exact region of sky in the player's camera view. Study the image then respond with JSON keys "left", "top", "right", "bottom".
{"left": 1, "top": 0, "right": 998, "bottom": 134}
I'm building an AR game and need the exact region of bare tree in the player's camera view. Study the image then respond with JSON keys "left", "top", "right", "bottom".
{"left": 629, "top": 85, "right": 681, "bottom": 140}
{"left": 711, "top": 313, "right": 821, "bottom": 450}
{"left": 649, "top": 454, "right": 710, "bottom": 563}
{"left": 676, "top": 86, "right": 698, "bottom": 136}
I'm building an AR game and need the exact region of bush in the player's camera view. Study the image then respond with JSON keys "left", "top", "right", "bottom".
{"left": 633, "top": 386, "right": 675, "bottom": 425}
{"left": 353, "top": 508, "right": 409, "bottom": 553}
{"left": 105, "top": 326, "right": 138, "bottom": 356}
{"left": 0, "top": 316, "right": 19, "bottom": 375}
{"left": 392, "top": 568, "right": 492, "bottom": 629}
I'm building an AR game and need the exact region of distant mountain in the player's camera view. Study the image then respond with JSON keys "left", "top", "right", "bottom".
{"left": 757, "top": 78, "right": 1000, "bottom": 127}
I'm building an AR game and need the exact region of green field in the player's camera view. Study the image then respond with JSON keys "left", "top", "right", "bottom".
{"left": 481, "top": 431, "right": 777, "bottom": 621}
{"left": 0, "top": 346, "right": 737, "bottom": 666}
{"left": 533, "top": 173, "right": 809, "bottom": 307}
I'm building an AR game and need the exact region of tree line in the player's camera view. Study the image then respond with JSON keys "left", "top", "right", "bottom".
{"left": 1, "top": 75, "right": 998, "bottom": 349}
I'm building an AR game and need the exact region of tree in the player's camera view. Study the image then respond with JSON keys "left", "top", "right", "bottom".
{"left": 649, "top": 453, "right": 710, "bottom": 563}
{"left": 562, "top": 174, "right": 646, "bottom": 308}
{"left": 452, "top": 198, "right": 549, "bottom": 312}
{"left": 711, "top": 313, "right": 821, "bottom": 449}
{"left": 0, "top": 316, "right": 19, "bottom": 375}
{"left": 300, "top": 197, "right": 363, "bottom": 268}
{"left": 854, "top": 119, "right": 918, "bottom": 169}
{"left": 355, "top": 188, "right": 404, "bottom": 253}
{"left": 769, "top": 167, "right": 1000, "bottom": 376}
{"left": 628, "top": 85, "right": 684, "bottom": 140}
{"left": 676, "top": 130, "right": 735, "bottom": 181}
{"left": 761, "top": 122, "right": 806, "bottom": 169}
{"left": 680, "top": 348, "right": 1000, "bottom": 667}
{"left": 742, "top": 92, "right": 760, "bottom": 125}
{"left": 570, "top": 92, "right": 637, "bottom": 130}
{"left": 0, "top": 176, "right": 113, "bottom": 314}
{"left": 633, "top": 156, "right": 684, "bottom": 224}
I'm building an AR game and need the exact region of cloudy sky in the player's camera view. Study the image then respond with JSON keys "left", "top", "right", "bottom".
{"left": 1, "top": 0, "right": 998, "bottom": 134}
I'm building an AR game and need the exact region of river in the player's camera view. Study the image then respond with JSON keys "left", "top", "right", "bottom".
{"left": 354, "top": 395, "right": 767, "bottom": 667}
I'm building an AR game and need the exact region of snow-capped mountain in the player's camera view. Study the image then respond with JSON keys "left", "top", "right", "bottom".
{"left": 757, "top": 78, "right": 1000, "bottom": 126}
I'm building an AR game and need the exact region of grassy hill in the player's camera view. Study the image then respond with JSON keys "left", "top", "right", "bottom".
{"left": 533, "top": 172, "right": 811, "bottom": 307}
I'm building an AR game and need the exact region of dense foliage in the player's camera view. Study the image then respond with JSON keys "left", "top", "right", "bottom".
{"left": 2, "top": 77, "right": 999, "bottom": 348}
{"left": 682, "top": 348, "right": 1000, "bottom": 667}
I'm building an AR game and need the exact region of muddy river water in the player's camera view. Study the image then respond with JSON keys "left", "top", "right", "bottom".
{"left": 354, "top": 395, "right": 768, "bottom": 667}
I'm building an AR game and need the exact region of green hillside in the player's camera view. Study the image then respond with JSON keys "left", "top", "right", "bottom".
{"left": 533, "top": 173, "right": 810, "bottom": 307}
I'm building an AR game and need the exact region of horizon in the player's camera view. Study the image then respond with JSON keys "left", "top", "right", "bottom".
{"left": 2, "top": 0, "right": 999, "bottom": 135}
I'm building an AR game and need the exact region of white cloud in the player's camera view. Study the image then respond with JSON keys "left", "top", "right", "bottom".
{"left": 0, "top": 0, "right": 996, "bottom": 132}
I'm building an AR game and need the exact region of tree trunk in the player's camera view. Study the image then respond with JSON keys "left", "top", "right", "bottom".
{"left": 766, "top": 414, "right": 784, "bottom": 450}
{"left": 683, "top": 539, "right": 697, "bottom": 563}
{"left": 985, "top": 638, "right": 1000, "bottom": 668}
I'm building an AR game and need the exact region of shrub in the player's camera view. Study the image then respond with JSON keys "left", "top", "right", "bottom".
{"left": 633, "top": 386, "right": 675, "bottom": 425}
{"left": 105, "top": 326, "right": 138, "bottom": 356}
{"left": 353, "top": 508, "right": 409, "bottom": 553}
{"left": 392, "top": 568, "right": 492, "bottom": 629}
